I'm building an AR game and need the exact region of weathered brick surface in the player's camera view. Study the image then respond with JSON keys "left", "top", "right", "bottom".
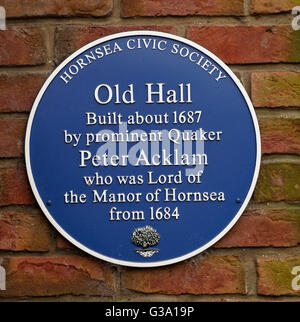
{"left": 186, "top": 26, "right": 300, "bottom": 64}
{"left": 259, "top": 118, "right": 300, "bottom": 154}
{"left": 122, "top": 256, "right": 245, "bottom": 295}
{"left": 215, "top": 208, "right": 300, "bottom": 248}
{"left": 251, "top": 0, "right": 297, "bottom": 14}
{"left": 0, "top": 167, "right": 35, "bottom": 206}
{"left": 257, "top": 257, "right": 300, "bottom": 296}
{"left": 0, "top": 212, "right": 50, "bottom": 251}
{"left": 0, "top": 119, "right": 27, "bottom": 157}
{"left": 121, "top": 0, "right": 244, "bottom": 17}
{"left": 254, "top": 163, "right": 300, "bottom": 202}
{"left": 0, "top": 74, "right": 48, "bottom": 112}
{"left": 252, "top": 72, "right": 300, "bottom": 108}
{"left": 0, "top": 27, "right": 46, "bottom": 66}
{"left": 55, "top": 25, "right": 177, "bottom": 63}
{"left": 2, "top": 0, "right": 113, "bottom": 18}
{"left": 0, "top": 256, "right": 115, "bottom": 297}
{"left": 56, "top": 235, "right": 75, "bottom": 250}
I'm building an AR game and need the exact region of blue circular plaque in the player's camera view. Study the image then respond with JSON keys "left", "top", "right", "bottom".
{"left": 25, "top": 31, "right": 261, "bottom": 267}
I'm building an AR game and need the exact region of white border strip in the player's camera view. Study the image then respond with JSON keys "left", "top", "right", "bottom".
{"left": 25, "top": 31, "right": 261, "bottom": 268}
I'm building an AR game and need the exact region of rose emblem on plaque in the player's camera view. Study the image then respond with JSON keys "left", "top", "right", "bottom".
{"left": 131, "top": 226, "right": 160, "bottom": 258}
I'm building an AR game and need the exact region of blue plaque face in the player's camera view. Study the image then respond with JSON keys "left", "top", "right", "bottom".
{"left": 25, "top": 31, "right": 261, "bottom": 267}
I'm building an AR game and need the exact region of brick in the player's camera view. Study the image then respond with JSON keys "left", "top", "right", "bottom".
{"left": 257, "top": 257, "right": 300, "bottom": 296}
{"left": 254, "top": 163, "right": 300, "bottom": 202}
{"left": 251, "top": 0, "right": 297, "bottom": 14}
{"left": 121, "top": 0, "right": 244, "bottom": 17}
{"left": 55, "top": 25, "right": 177, "bottom": 63}
{"left": 56, "top": 235, "right": 75, "bottom": 250}
{"left": 0, "top": 74, "right": 47, "bottom": 112}
{"left": 0, "top": 212, "right": 50, "bottom": 251}
{"left": 259, "top": 118, "right": 300, "bottom": 154}
{"left": 122, "top": 256, "right": 245, "bottom": 295}
{"left": 0, "top": 167, "right": 35, "bottom": 206}
{"left": 0, "top": 119, "right": 27, "bottom": 157}
{"left": 3, "top": 0, "right": 113, "bottom": 18}
{"left": 215, "top": 208, "right": 300, "bottom": 248}
{"left": 252, "top": 72, "right": 300, "bottom": 108}
{"left": 186, "top": 25, "right": 300, "bottom": 64}
{"left": 0, "top": 256, "right": 115, "bottom": 297}
{"left": 0, "top": 27, "right": 46, "bottom": 66}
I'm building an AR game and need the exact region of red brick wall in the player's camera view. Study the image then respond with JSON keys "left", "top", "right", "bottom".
{"left": 0, "top": 0, "right": 300, "bottom": 301}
